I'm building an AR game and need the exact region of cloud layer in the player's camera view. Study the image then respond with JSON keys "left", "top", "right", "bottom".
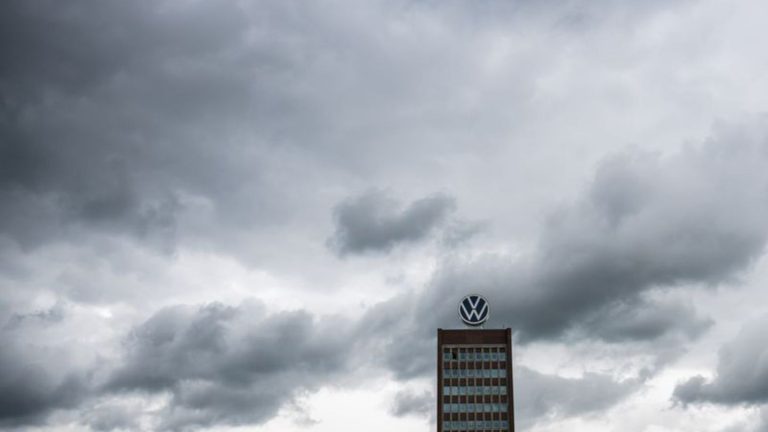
{"left": 674, "top": 316, "right": 768, "bottom": 406}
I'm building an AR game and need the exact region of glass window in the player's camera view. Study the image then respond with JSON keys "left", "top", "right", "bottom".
{"left": 459, "top": 386, "right": 466, "bottom": 396}
{"left": 491, "top": 369, "right": 499, "bottom": 378}
{"left": 502, "top": 420, "right": 509, "bottom": 429}
{"left": 500, "top": 386, "right": 507, "bottom": 395}
{"left": 500, "top": 369, "right": 507, "bottom": 378}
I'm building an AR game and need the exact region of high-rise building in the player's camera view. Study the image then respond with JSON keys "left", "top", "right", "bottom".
{"left": 437, "top": 328, "right": 514, "bottom": 432}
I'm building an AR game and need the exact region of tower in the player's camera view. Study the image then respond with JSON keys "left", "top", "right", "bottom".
{"left": 437, "top": 295, "right": 514, "bottom": 432}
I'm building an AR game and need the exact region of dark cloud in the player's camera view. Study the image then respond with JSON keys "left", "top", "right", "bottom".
{"left": 0, "top": 306, "right": 89, "bottom": 426}
{"left": 350, "top": 132, "right": 768, "bottom": 394}
{"left": 105, "top": 302, "right": 355, "bottom": 430}
{"left": 516, "top": 366, "right": 640, "bottom": 428}
{"left": 396, "top": 134, "right": 768, "bottom": 345}
{"left": 80, "top": 403, "right": 140, "bottom": 432}
{"left": 576, "top": 297, "right": 713, "bottom": 343}
{"left": 390, "top": 390, "right": 433, "bottom": 418}
{"left": 329, "top": 191, "right": 457, "bottom": 256}
{"left": 673, "top": 316, "right": 768, "bottom": 406}
{"left": 2, "top": 303, "right": 65, "bottom": 331}
{"left": 0, "top": 0, "right": 254, "bottom": 250}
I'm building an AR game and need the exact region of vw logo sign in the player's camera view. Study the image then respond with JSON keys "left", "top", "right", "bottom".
{"left": 459, "top": 294, "right": 489, "bottom": 326}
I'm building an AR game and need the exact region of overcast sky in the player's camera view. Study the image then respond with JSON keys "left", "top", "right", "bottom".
{"left": 2, "top": 0, "right": 768, "bottom": 431}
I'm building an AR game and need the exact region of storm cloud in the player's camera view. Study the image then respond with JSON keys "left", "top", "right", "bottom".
{"left": 0, "top": 303, "right": 90, "bottom": 427}
{"left": 674, "top": 316, "right": 768, "bottom": 406}
{"left": 105, "top": 302, "right": 355, "bottom": 430}
{"left": 3, "top": 0, "right": 768, "bottom": 430}
{"left": 329, "top": 191, "right": 457, "bottom": 256}
{"left": 419, "top": 135, "right": 768, "bottom": 343}
{"left": 515, "top": 367, "right": 640, "bottom": 428}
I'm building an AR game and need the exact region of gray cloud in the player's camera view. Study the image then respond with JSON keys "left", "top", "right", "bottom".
{"left": 0, "top": 353, "right": 86, "bottom": 427}
{"left": 674, "top": 316, "right": 768, "bottom": 406}
{"left": 576, "top": 297, "right": 713, "bottom": 343}
{"left": 2, "top": 0, "right": 768, "bottom": 430}
{"left": 516, "top": 366, "right": 640, "bottom": 428}
{"left": 0, "top": 304, "right": 89, "bottom": 427}
{"left": 329, "top": 190, "right": 457, "bottom": 256}
{"left": 352, "top": 130, "right": 768, "bottom": 396}
{"left": 80, "top": 403, "right": 140, "bottom": 432}
{"left": 390, "top": 390, "right": 433, "bottom": 418}
{"left": 105, "top": 302, "right": 355, "bottom": 431}
{"left": 399, "top": 133, "right": 768, "bottom": 344}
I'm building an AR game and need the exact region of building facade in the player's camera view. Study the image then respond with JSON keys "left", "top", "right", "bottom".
{"left": 437, "top": 328, "right": 514, "bottom": 432}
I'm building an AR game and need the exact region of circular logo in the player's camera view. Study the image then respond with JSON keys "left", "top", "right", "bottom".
{"left": 459, "top": 294, "right": 489, "bottom": 326}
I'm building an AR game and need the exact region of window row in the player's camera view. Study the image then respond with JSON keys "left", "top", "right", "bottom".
{"left": 443, "top": 369, "right": 507, "bottom": 378}
{"left": 444, "top": 386, "right": 507, "bottom": 396}
{"left": 443, "top": 403, "right": 509, "bottom": 413}
{"left": 443, "top": 420, "right": 510, "bottom": 430}
{"left": 443, "top": 352, "right": 506, "bottom": 362}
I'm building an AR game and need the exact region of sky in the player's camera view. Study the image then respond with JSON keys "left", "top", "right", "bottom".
{"left": 2, "top": 0, "right": 768, "bottom": 431}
